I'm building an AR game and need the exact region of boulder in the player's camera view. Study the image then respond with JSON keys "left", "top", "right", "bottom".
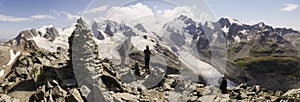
{"left": 31, "top": 64, "right": 43, "bottom": 83}
{"left": 15, "top": 67, "right": 29, "bottom": 78}
{"left": 102, "top": 62, "right": 116, "bottom": 76}
{"left": 31, "top": 89, "right": 45, "bottom": 101}
{"left": 0, "top": 94, "right": 11, "bottom": 102}
{"left": 112, "top": 93, "right": 137, "bottom": 101}
{"left": 61, "top": 79, "right": 77, "bottom": 88}
{"left": 52, "top": 85, "right": 67, "bottom": 98}
{"left": 199, "top": 95, "right": 217, "bottom": 102}
{"left": 100, "top": 74, "right": 125, "bottom": 92}
{"left": 283, "top": 88, "right": 300, "bottom": 97}
{"left": 142, "top": 90, "right": 165, "bottom": 101}
{"left": 67, "top": 88, "right": 84, "bottom": 102}
{"left": 166, "top": 92, "right": 183, "bottom": 102}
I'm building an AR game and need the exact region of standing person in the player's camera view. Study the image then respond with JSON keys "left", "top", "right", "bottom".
{"left": 218, "top": 76, "right": 228, "bottom": 94}
{"left": 144, "top": 45, "right": 151, "bottom": 74}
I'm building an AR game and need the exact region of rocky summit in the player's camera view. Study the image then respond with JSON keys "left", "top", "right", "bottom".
{"left": 0, "top": 16, "right": 300, "bottom": 102}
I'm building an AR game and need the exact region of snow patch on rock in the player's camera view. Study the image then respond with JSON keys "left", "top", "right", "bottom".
{"left": 222, "top": 26, "right": 229, "bottom": 34}
{"left": 0, "top": 70, "right": 5, "bottom": 77}
{"left": 234, "top": 35, "right": 241, "bottom": 43}
{"left": 224, "top": 17, "right": 243, "bottom": 26}
{"left": 7, "top": 49, "right": 21, "bottom": 66}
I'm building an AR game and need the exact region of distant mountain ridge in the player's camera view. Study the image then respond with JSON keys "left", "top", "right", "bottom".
{"left": 4, "top": 24, "right": 75, "bottom": 52}
{"left": 5, "top": 16, "right": 299, "bottom": 53}
{"left": 4, "top": 15, "right": 300, "bottom": 91}
{"left": 81, "top": 15, "right": 300, "bottom": 90}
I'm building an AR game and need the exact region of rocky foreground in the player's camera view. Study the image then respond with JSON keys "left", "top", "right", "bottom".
{"left": 0, "top": 49, "right": 299, "bottom": 102}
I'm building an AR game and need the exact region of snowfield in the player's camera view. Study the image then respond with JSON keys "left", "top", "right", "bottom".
{"left": 30, "top": 24, "right": 76, "bottom": 52}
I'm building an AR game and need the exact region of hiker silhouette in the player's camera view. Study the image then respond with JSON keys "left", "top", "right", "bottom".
{"left": 144, "top": 45, "right": 151, "bottom": 74}
{"left": 218, "top": 76, "right": 227, "bottom": 94}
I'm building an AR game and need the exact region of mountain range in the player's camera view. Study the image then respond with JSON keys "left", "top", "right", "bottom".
{"left": 1, "top": 15, "right": 300, "bottom": 101}
{"left": 4, "top": 15, "right": 300, "bottom": 88}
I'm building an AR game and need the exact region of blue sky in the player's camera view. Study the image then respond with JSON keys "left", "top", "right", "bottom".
{"left": 206, "top": 0, "right": 300, "bottom": 29}
{"left": 0, "top": 0, "right": 299, "bottom": 39}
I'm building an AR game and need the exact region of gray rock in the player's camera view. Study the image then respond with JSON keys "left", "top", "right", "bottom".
{"left": 43, "top": 27, "right": 59, "bottom": 42}
{"left": 135, "top": 23, "right": 147, "bottom": 33}
{"left": 112, "top": 93, "right": 137, "bottom": 101}
{"left": 120, "top": 71, "right": 136, "bottom": 83}
{"left": 199, "top": 95, "right": 217, "bottom": 102}
{"left": 283, "top": 88, "right": 300, "bottom": 97}
{"left": 203, "top": 86, "right": 221, "bottom": 95}
{"left": 15, "top": 67, "right": 29, "bottom": 78}
{"left": 32, "top": 89, "right": 45, "bottom": 101}
{"left": 46, "top": 81, "right": 54, "bottom": 89}
{"left": 163, "top": 83, "right": 171, "bottom": 91}
{"left": 79, "top": 85, "right": 91, "bottom": 98}
{"left": 0, "top": 94, "right": 11, "bottom": 102}
{"left": 240, "top": 92, "right": 248, "bottom": 99}
{"left": 101, "top": 74, "right": 125, "bottom": 92}
{"left": 61, "top": 79, "right": 77, "bottom": 87}
{"left": 68, "top": 88, "right": 84, "bottom": 102}
{"left": 142, "top": 71, "right": 165, "bottom": 89}
{"left": 142, "top": 90, "right": 165, "bottom": 101}
{"left": 214, "top": 94, "right": 231, "bottom": 102}
{"left": 166, "top": 92, "right": 182, "bottom": 102}
{"left": 102, "top": 63, "right": 116, "bottom": 76}
{"left": 189, "top": 95, "right": 198, "bottom": 101}
{"left": 52, "top": 85, "right": 67, "bottom": 98}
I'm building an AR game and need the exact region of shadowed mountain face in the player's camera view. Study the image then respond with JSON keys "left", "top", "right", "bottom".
{"left": 216, "top": 18, "right": 300, "bottom": 91}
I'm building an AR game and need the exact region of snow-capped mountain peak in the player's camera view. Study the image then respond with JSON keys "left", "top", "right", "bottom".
{"left": 223, "top": 17, "right": 243, "bottom": 26}
{"left": 176, "top": 15, "right": 196, "bottom": 25}
{"left": 5, "top": 24, "right": 76, "bottom": 52}
{"left": 256, "top": 22, "right": 266, "bottom": 27}
{"left": 38, "top": 25, "right": 55, "bottom": 35}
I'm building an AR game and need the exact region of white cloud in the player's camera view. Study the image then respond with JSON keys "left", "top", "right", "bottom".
{"left": 31, "top": 15, "right": 55, "bottom": 19}
{"left": 0, "top": 15, "right": 30, "bottom": 22}
{"left": 83, "top": 5, "right": 109, "bottom": 14}
{"left": 162, "top": 6, "right": 194, "bottom": 19}
{"left": 61, "top": 11, "right": 80, "bottom": 20}
{"left": 199, "top": 12, "right": 214, "bottom": 23}
{"left": 106, "top": 3, "right": 154, "bottom": 23}
{"left": 280, "top": 4, "right": 298, "bottom": 12}
{"left": 104, "top": 3, "right": 194, "bottom": 23}
{"left": 0, "top": 14, "right": 55, "bottom": 22}
{"left": 50, "top": 9, "right": 80, "bottom": 21}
